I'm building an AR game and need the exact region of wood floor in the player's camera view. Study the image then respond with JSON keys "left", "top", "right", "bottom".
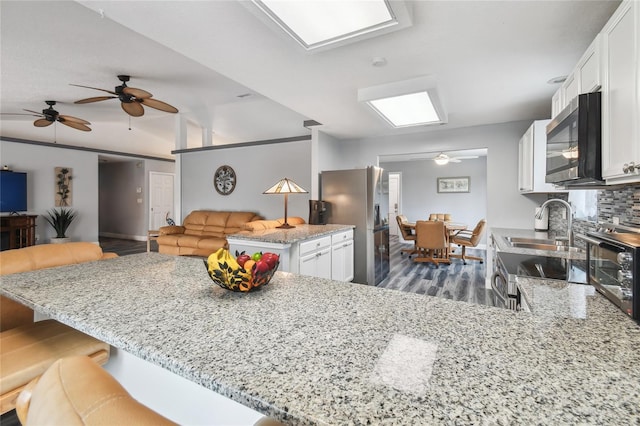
{"left": 378, "top": 235, "right": 496, "bottom": 307}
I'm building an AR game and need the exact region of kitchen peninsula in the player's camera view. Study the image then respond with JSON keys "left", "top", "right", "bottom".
{"left": 1, "top": 253, "right": 639, "bottom": 424}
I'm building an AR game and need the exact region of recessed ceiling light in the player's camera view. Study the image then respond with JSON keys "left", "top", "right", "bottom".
{"left": 358, "top": 76, "right": 447, "bottom": 128}
{"left": 249, "top": 0, "right": 412, "bottom": 51}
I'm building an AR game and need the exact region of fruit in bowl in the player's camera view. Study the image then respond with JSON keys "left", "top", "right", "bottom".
{"left": 204, "top": 248, "right": 279, "bottom": 292}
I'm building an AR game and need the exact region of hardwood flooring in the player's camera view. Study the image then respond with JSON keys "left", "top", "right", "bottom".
{"left": 378, "top": 235, "right": 496, "bottom": 307}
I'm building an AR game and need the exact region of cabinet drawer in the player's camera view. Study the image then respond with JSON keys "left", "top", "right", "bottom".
{"left": 331, "top": 229, "right": 353, "bottom": 245}
{"left": 299, "top": 236, "right": 332, "bottom": 256}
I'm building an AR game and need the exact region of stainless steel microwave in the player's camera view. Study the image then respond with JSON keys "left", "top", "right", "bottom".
{"left": 546, "top": 92, "right": 603, "bottom": 186}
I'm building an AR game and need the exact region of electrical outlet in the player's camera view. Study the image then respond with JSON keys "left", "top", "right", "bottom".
{"left": 613, "top": 217, "right": 620, "bottom": 225}
{"left": 561, "top": 209, "right": 567, "bottom": 220}
{"left": 136, "top": 187, "right": 142, "bottom": 193}
{"left": 35, "top": 234, "right": 39, "bottom": 242}
{"left": 137, "top": 198, "right": 143, "bottom": 204}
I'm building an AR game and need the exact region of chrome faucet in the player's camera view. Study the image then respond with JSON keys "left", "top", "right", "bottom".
{"left": 535, "top": 199, "right": 573, "bottom": 246}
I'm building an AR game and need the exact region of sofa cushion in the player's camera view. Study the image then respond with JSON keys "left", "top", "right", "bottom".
{"left": 243, "top": 217, "right": 306, "bottom": 231}
{"left": 0, "top": 242, "right": 111, "bottom": 276}
{"left": 0, "top": 320, "right": 110, "bottom": 396}
{"left": 197, "top": 237, "right": 227, "bottom": 251}
{"left": 16, "top": 356, "right": 175, "bottom": 426}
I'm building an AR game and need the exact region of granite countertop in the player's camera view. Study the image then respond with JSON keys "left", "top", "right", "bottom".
{"left": 491, "top": 227, "right": 586, "bottom": 260}
{"left": 2, "top": 253, "right": 640, "bottom": 424}
{"left": 228, "top": 223, "right": 354, "bottom": 244}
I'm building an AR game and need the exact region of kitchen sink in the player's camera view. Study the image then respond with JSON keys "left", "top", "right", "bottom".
{"left": 505, "top": 236, "right": 584, "bottom": 253}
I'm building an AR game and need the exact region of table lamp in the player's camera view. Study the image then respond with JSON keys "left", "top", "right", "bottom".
{"left": 263, "top": 178, "right": 308, "bottom": 229}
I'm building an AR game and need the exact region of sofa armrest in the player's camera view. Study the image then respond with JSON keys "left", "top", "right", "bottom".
{"left": 101, "top": 253, "right": 119, "bottom": 260}
{"left": 159, "top": 225, "right": 185, "bottom": 236}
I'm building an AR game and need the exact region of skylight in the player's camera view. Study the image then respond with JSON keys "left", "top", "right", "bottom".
{"left": 358, "top": 76, "right": 448, "bottom": 128}
{"left": 369, "top": 92, "right": 440, "bottom": 127}
{"left": 250, "top": 0, "right": 411, "bottom": 51}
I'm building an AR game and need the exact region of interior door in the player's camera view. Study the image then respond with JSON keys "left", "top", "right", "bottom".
{"left": 149, "top": 172, "right": 175, "bottom": 230}
{"left": 388, "top": 172, "right": 401, "bottom": 236}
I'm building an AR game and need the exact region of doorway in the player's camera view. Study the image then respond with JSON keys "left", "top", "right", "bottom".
{"left": 149, "top": 172, "right": 175, "bottom": 230}
{"left": 388, "top": 172, "right": 401, "bottom": 236}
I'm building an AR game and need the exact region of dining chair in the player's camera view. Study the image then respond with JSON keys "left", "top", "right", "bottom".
{"left": 428, "top": 213, "right": 452, "bottom": 222}
{"left": 450, "top": 219, "right": 486, "bottom": 264}
{"left": 413, "top": 220, "right": 450, "bottom": 267}
{"left": 396, "top": 215, "right": 418, "bottom": 257}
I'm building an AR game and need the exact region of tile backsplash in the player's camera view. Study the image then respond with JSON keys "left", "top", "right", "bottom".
{"left": 548, "top": 183, "right": 640, "bottom": 245}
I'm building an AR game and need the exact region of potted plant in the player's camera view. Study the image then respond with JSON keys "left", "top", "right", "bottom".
{"left": 45, "top": 207, "right": 77, "bottom": 243}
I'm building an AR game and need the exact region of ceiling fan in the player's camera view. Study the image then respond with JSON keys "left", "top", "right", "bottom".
{"left": 432, "top": 152, "right": 478, "bottom": 165}
{"left": 1, "top": 101, "right": 91, "bottom": 131}
{"left": 71, "top": 75, "right": 179, "bottom": 117}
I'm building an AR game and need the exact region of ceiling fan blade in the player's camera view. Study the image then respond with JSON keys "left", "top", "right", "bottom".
{"left": 59, "top": 114, "right": 91, "bottom": 125}
{"left": 121, "top": 101, "right": 144, "bottom": 117}
{"left": 70, "top": 84, "right": 117, "bottom": 96}
{"left": 74, "top": 96, "right": 117, "bottom": 104}
{"left": 123, "top": 87, "right": 152, "bottom": 99}
{"left": 2, "top": 112, "right": 42, "bottom": 117}
{"left": 140, "top": 98, "right": 179, "bottom": 113}
{"left": 23, "top": 109, "right": 45, "bottom": 116}
{"left": 59, "top": 119, "right": 91, "bottom": 132}
{"left": 33, "top": 118, "right": 52, "bottom": 127}
{"left": 449, "top": 158, "right": 462, "bottom": 163}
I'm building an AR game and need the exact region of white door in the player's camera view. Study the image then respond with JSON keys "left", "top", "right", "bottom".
{"left": 388, "top": 172, "right": 401, "bottom": 236}
{"left": 149, "top": 172, "right": 175, "bottom": 230}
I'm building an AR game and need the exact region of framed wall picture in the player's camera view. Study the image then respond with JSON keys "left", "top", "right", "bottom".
{"left": 437, "top": 176, "right": 470, "bottom": 193}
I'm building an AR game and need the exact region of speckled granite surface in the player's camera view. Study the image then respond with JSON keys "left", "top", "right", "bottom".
{"left": 228, "top": 224, "right": 353, "bottom": 244}
{"left": 2, "top": 253, "right": 640, "bottom": 425}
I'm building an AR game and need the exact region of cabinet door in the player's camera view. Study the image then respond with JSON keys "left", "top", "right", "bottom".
{"left": 601, "top": 0, "right": 639, "bottom": 182}
{"left": 551, "top": 88, "right": 563, "bottom": 118}
{"left": 518, "top": 125, "right": 533, "bottom": 193}
{"left": 331, "top": 239, "right": 354, "bottom": 282}
{"left": 299, "top": 248, "right": 332, "bottom": 279}
{"left": 562, "top": 73, "right": 579, "bottom": 105}
{"left": 579, "top": 35, "right": 601, "bottom": 93}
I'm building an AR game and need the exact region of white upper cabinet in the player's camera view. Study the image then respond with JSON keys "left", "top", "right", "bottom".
{"left": 601, "top": 0, "right": 639, "bottom": 183}
{"left": 578, "top": 35, "right": 602, "bottom": 93}
{"left": 518, "top": 120, "right": 565, "bottom": 194}
{"left": 551, "top": 88, "right": 564, "bottom": 119}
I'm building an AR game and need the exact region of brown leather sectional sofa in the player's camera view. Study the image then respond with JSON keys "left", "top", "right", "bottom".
{"left": 0, "top": 242, "right": 115, "bottom": 414}
{"left": 157, "top": 210, "right": 262, "bottom": 257}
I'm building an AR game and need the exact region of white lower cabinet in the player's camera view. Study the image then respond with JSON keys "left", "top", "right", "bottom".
{"left": 299, "top": 236, "right": 332, "bottom": 279}
{"left": 331, "top": 230, "right": 354, "bottom": 282}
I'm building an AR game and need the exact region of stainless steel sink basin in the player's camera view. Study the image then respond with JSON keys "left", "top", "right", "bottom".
{"left": 509, "top": 242, "right": 583, "bottom": 252}
{"left": 505, "top": 236, "right": 584, "bottom": 253}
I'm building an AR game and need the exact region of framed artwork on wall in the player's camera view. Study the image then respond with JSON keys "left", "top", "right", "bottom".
{"left": 437, "top": 176, "right": 470, "bottom": 193}
{"left": 55, "top": 167, "right": 73, "bottom": 206}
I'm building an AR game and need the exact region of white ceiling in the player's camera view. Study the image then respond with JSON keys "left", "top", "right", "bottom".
{"left": 0, "top": 1, "right": 620, "bottom": 160}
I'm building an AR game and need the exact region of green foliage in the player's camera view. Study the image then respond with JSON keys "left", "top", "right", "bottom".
{"left": 45, "top": 207, "right": 77, "bottom": 238}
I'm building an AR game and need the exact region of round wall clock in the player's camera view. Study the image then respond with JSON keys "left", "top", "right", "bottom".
{"left": 214, "top": 165, "right": 236, "bottom": 195}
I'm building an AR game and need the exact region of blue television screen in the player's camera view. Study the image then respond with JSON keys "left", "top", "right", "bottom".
{"left": 0, "top": 171, "right": 28, "bottom": 213}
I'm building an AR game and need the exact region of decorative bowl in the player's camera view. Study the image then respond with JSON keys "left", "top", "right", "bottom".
{"left": 203, "top": 258, "right": 279, "bottom": 292}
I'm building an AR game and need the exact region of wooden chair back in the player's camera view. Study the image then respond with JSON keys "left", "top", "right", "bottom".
{"left": 396, "top": 215, "right": 415, "bottom": 241}
{"left": 428, "top": 213, "right": 452, "bottom": 222}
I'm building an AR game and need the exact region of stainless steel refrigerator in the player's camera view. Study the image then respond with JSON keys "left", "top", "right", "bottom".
{"left": 320, "top": 166, "right": 390, "bottom": 285}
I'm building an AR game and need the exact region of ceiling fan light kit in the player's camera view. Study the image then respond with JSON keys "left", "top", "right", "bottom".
{"left": 71, "top": 75, "right": 179, "bottom": 117}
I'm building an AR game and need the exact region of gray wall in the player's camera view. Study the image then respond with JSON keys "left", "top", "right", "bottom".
{"left": 179, "top": 140, "right": 312, "bottom": 221}
{"left": 1, "top": 138, "right": 175, "bottom": 243}
{"left": 380, "top": 157, "right": 488, "bottom": 242}
{"left": 322, "top": 121, "right": 548, "bottom": 231}
{"left": 99, "top": 161, "right": 145, "bottom": 238}
{"left": 0, "top": 139, "right": 100, "bottom": 243}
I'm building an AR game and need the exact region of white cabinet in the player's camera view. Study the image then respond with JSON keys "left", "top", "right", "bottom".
{"left": 601, "top": 0, "right": 640, "bottom": 184}
{"left": 299, "top": 236, "right": 332, "bottom": 279}
{"left": 518, "top": 120, "right": 565, "bottom": 194}
{"left": 331, "top": 230, "right": 354, "bottom": 282}
{"left": 551, "top": 88, "right": 564, "bottom": 118}
{"left": 552, "top": 35, "right": 601, "bottom": 118}
{"left": 578, "top": 35, "right": 602, "bottom": 93}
